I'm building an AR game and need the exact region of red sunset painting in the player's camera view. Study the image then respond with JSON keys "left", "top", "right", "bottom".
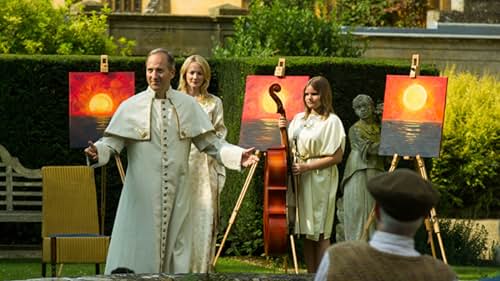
{"left": 379, "top": 75, "right": 448, "bottom": 158}
{"left": 238, "top": 75, "right": 309, "bottom": 151}
{"left": 69, "top": 72, "right": 135, "bottom": 148}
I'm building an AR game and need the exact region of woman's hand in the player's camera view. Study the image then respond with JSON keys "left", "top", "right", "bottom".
{"left": 292, "top": 148, "right": 343, "bottom": 175}
{"left": 291, "top": 162, "right": 309, "bottom": 175}
{"left": 278, "top": 116, "right": 287, "bottom": 128}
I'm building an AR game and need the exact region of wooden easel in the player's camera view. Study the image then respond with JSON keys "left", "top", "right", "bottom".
{"left": 98, "top": 55, "right": 126, "bottom": 234}
{"left": 213, "top": 58, "right": 300, "bottom": 274}
{"left": 212, "top": 151, "right": 260, "bottom": 268}
{"left": 272, "top": 57, "right": 300, "bottom": 274}
{"left": 360, "top": 54, "right": 448, "bottom": 264}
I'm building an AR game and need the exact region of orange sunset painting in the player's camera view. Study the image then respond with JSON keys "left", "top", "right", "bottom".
{"left": 238, "top": 75, "right": 309, "bottom": 151}
{"left": 69, "top": 72, "right": 135, "bottom": 148}
{"left": 379, "top": 75, "right": 448, "bottom": 158}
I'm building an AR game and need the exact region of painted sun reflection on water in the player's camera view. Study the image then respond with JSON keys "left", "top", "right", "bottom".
{"left": 69, "top": 72, "right": 135, "bottom": 148}
{"left": 379, "top": 75, "right": 448, "bottom": 158}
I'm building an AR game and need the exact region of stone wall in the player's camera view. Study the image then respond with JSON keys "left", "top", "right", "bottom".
{"left": 440, "top": 0, "right": 500, "bottom": 23}
{"left": 108, "top": 15, "right": 499, "bottom": 75}
{"left": 350, "top": 23, "right": 500, "bottom": 75}
{"left": 108, "top": 14, "right": 236, "bottom": 57}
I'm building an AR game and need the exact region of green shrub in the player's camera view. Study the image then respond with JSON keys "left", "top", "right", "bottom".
{"left": 0, "top": 54, "right": 437, "bottom": 253}
{"left": 0, "top": 0, "right": 135, "bottom": 55}
{"left": 213, "top": 0, "right": 363, "bottom": 58}
{"left": 416, "top": 219, "right": 488, "bottom": 265}
{"left": 430, "top": 68, "right": 500, "bottom": 217}
{"left": 334, "top": 0, "right": 428, "bottom": 27}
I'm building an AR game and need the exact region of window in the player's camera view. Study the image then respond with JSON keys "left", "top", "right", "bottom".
{"left": 107, "top": 0, "right": 142, "bottom": 13}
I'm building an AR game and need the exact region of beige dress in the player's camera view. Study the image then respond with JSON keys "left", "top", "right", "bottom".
{"left": 288, "top": 112, "right": 345, "bottom": 241}
{"left": 93, "top": 87, "right": 243, "bottom": 274}
{"left": 189, "top": 94, "right": 227, "bottom": 273}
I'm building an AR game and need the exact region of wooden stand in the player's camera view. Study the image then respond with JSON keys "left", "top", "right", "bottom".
{"left": 212, "top": 151, "right": 260, "bottom": 267}
{"left": 361, "top": 154, "right": 447, "bottom": 263}
{"left": 273, "top": 58, "right": 300, "bottom": 274}
{"left": 214, "top": 58, "right": 300, "bottom": 274}
{"left": 97, "top": 55, "right": 126, "bottom": 234}
{"left": 360, "top": 54, "right": 448, "bottom": 264}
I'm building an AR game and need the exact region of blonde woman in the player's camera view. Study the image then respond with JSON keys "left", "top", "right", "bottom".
{"left": 178, "top": 55, "right": 227, "bottom": 273}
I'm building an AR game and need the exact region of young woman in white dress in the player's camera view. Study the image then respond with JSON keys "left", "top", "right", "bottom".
{"left": 278, "top": 76, "right": 346, "bottom": 273}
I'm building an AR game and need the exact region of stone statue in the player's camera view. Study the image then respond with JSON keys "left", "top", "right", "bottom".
{"left": 144, "top": 0, "right": 160, "bottom": 14}
{"left": 341, "top": 94, "right": 385, "bottom": 241}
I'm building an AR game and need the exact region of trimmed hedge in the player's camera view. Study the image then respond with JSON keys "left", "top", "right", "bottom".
{"left": 0, "top": 54, "right": 438, "bottom": 253}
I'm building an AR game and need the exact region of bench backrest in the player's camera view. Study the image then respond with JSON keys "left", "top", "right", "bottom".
{"left": 0, "top": 144, "right": 42, "bottom": 222}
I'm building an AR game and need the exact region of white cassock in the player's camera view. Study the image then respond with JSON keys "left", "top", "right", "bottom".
{"left": 92, "top": 86, "right": 244, "bottom": 274}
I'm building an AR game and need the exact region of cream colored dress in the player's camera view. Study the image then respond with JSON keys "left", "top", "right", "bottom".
{"left": 288, "top": 112, "right": 346, "bottom": 241}
{"left": 93, "top": 87, "right": 244, "bottom": 274}
{"left": 189, "top": 94, "right": 227, "bottom": 273}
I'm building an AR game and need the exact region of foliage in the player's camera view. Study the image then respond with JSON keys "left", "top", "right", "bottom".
{"left": 430, "top": 68, "right": 500, "bottom": 217}
{"left": 220, "top": 211, "right": 264, "bottom": 256}
{"left": 0, "top": 0, "right": 135, "bottom": 55}
{"left": 416, "top": 219, "right": 489, "bottom": 266}
{"left": 213, "top": 0, "right": 363, "bottom": 58}
{"left": 334, "top": 0, "right": 428, "bottom": 27}
{"left": 453, "top": 266, "right": 500, "bottom": 281}
{"left": 0, "top": 54, "right": 436, "bottom": 254}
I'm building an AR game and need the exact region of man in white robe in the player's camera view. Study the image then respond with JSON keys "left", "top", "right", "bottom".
{"left": 84, "top": 48, "right": 258, "bottom": 274}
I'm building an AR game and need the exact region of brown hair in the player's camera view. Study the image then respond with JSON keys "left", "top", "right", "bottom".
{"left": 303, "top": 76, "right": 334, "bottom": 119}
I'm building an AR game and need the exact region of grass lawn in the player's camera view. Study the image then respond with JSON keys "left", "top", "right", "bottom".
{"left": 0, "top": 257, "right": 498, "bottom": 280}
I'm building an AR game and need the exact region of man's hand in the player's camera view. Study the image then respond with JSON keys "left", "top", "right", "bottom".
{"left": 241, "top": 147, "right": 259, "bottom": 167}
{"left": 84, "top": 141, "right": 99, "bottom": 162}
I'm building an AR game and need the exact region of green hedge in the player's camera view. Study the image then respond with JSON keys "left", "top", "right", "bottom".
{"left": 0, "top": 54, "right": 438, "bottom": 254}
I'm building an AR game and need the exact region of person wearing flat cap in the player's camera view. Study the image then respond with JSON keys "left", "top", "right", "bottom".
{"left": 314, "top": 168, "right": 457, "bottom": 281}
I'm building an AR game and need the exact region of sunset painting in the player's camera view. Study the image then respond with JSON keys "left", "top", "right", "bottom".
{"left": 69, "top": 72, "right": 135, "bottom": 148}
{"left": 379, "top": 75, "right": 448, "bottom": 158}
{"left": 238, "top": 75, "right": 309, "bottom": 151}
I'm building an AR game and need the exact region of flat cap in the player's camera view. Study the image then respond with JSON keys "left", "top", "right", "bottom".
{"left": 367, "top": 168, "right": 440, "bottom": 221}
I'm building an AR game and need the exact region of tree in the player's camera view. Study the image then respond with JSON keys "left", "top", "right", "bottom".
{"left": 0, "top": 0, "right": 135, "bottom": 55}
{"left": 213, "top": 0, "right": 363, "bottom": 57}
{"left": 430, "top": 68, "right": 500, "bottom": 217}
{"left": 334, "top": 0, "right": 428, "bottom": 27}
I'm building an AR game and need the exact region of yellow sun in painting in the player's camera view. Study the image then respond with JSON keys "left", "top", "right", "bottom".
{"left": 402, "top": 84, "right": 427, "bottom": 111}
{"left": 89, "top": 93, "right": 114, "bottom": 114}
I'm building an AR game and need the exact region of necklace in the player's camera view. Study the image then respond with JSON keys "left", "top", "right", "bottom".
{"left": 303, "top": 115, "right": 318, "bottom": 128}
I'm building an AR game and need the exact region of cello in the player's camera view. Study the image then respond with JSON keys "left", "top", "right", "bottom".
{"left": 263, "top": 83, "right": 299, "bottom": 257}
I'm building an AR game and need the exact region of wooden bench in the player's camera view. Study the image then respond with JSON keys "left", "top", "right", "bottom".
{"left": 0, "top": 144, "right": 42, "bottom": 223}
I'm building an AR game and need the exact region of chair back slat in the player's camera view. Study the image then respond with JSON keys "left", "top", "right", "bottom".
{"left": 42, "top": 166, "right": 99, "bottom": 237}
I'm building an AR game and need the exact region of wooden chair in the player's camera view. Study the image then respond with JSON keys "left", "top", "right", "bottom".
{"left": 41, "top": 166, "right": 109, "bottom": 277}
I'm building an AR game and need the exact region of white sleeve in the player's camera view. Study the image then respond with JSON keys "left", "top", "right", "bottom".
{"left": 92, "top": 136, "right": 125, "bottom": 167}
{"left": 193, "top": 132, "right": 243, "bottom": 171}
{"left": 314, "top": 252, "right": 330, "bottom": 281}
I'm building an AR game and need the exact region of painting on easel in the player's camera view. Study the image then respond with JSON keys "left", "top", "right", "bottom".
{"left": 238, "top": 75, "right": 309, "bottom": 151}
{"left": 379, "top": 74, "right": 448, "bottom": 158}
{"left": 69, "top": 72, "right": 135, "bottom": 148}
